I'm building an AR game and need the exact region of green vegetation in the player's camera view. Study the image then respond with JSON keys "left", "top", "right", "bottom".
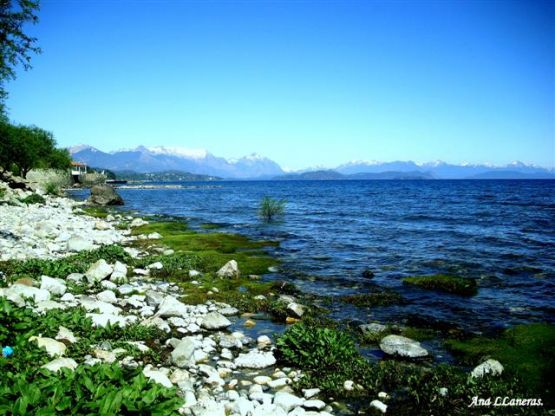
{"left": 77, "top": 206, "right": 110, "bottom": 218}
{"left": 340, "top": 287, "right": 405, "bottom": 307}
{"left": 445, "top": 323, "right": 555, "bottom": 395}
{"left": 0, "top": 299, "right": 181, "bottom": 415}
{"left": 403, "top": 274, "right": 478, "bottom": 296}
{"left": 200, "top": 223, "right": 222, "bottom": 230}
{"left": 0, "top": 187, "right": 5, "bottom": 198}
{"left": 0, "top": 121, "right": 71, "bottom": 178}
{"left": 20, "top": 193, "right": 45, "bottom": 205}
{"left": 358, "top": 324, "right": 436, "bottom": 344}
{"left": 259, "top": 196, "right": 286, "bottom": 222}
{"left": 45, "top": 181, "right": 61, "bottom": 195}
{"left": 276, "top": 323, "right": 544, "bottom": 414}
{"left": 0, "top": 0, "right": 41, "bottom": 111}
{"left": 131, "top": 221, "right": 278, "bottom": 276}
{"left": 0, "top": 245, "right": 130, "bottom": 282}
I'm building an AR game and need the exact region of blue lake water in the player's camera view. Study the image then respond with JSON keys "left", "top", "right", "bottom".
{"left": 71, "top": 180, "right": 555, "bottom": 335}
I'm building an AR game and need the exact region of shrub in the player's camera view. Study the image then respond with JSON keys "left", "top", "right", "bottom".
{"left": 402, "top": 274, "right": 478, "bottom": 296}
{"left": 259, "top": 196, "right": 285, "bottom": 222}
{"left": 20, "top": 194, "right": 45, "bottom": 205}
{"left": 45, "top": 181, "right": 60, "bottom": 195}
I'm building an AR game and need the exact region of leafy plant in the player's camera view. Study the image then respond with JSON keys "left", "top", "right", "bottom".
{"left": 259, "top": 196, "right": 286, "bottom": 222}
{"left": 20, "top": 193, "right": 45, "bottom": 205}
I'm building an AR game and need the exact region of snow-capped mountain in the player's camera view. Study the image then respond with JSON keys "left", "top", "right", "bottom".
{"left": 69, "top": 145, "right": 554, "bottom": 179}
{"left": 69, "top": 145, "right": 284, "bottom": 179}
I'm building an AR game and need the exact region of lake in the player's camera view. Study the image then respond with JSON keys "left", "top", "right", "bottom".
{"left": 71, "top": 180, "right": 555, "bottom": 336}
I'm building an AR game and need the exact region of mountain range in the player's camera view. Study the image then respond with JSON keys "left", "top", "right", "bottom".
{"left": 69, "top": 145, "right": 554, "bottom": 180}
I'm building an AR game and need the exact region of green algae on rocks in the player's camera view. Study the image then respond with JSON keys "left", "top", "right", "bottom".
{"left": 402, "top": 274, "right": 478, "bottom": 296}
{"left": 130, "top": 221, "right": 278, "bottom": 276}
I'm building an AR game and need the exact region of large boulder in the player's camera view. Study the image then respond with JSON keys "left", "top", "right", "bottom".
{"left": 379, "top": 334, "right": 428, "bottom": 358}
{"left": 88, "top": 185, "right": 124, "bottom": 206}
{"left": 471, "top": 359, "right": 504, "bottom": 379}
{"left": 85, "top": 260, "right": 114, "bottom": 284}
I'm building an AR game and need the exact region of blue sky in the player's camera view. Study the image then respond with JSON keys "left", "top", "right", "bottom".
{"left": 5, "top": 0, "right": 554, "bottom": 169}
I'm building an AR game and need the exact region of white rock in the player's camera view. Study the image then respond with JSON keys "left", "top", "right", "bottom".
{"left": 302, "top": 388, "right": 321, "bottom": 399}
{"left": 60, "top": 293, "right": 75, "bottom": 302}
{"left": 145, "top": 290, "right": 164, "bottom": 306}
{"left": 7, "top": 284, "right": 50, "bottom": 303}
{"left": 66, "top": 236, "right": 95, "bottom": 252}
{"left": 110, "top": 261, "right": 128, "bottom": 281}
{"left": 370, "top": 400, "right": 387, "bottom": 414}
{"left": 42, "top": 357, "right": 78, "bottom": 372}
{"left": 97, "top": 290, "right": 118, "bottom": 304}
{"left": 200, "top": 312, "right": 231, "bottom": 330}
{"left": 143, "top": 365, "right": 173, "bottom": 388}
{"left": 40, "top": 275, "right": 67, "bottom": 295}
{"left": 85, "top": 259, "right": 114, "bottom": 284}
{"left": 171, "top": 337, "right": 201, "bottom": 368}
{"left": 56, "top": 326, "right": 78, "bottom": 343}
{"left": 30, "top": 336, "right": 66, "bottom": 357}
{"left": 87, "top": 313, "right": 134, "bottom": 327}
{"left": 157, "top": 295, "right": 188, "bottom": 317}
{"left": 66, "top": 273, "right": 84, "bottom": 284}
{"left": 303, "top": 400, "right": 326, "bottom": 410}
{"left": 471, "top": 359, "right": 504, "bottom": 379}
{"left": 216, "top": 260, "right": 240, "bottom": 278}
{"left": 344, "top": 380, "right": 354, "bottom": 391}
{"left": 147, "top": 262, "right": 163, "bottom": 270}
{"left": 273, "top": 392, "right": 305, "bottom": 412}
{"left": 379, "top": 335, "right": 428, "bottom": 358}
{"left": 287, "top": 302, "right": 305, "bottom": 318}
{"left": 234, "top": 350, "right": 276, "bottom": 369}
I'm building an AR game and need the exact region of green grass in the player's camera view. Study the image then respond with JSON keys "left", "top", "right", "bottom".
{"left": 402, "top": 274, "right": 478, "bottom": 296}
{"left": 20, "top": 194, "right": 45, "bottom": 205}
{"left": 45, "top": 182, "right": 60, "bottom": 196}
{"left": 131, "top": 221, "right": 278, "bottom": 276}
{"left": 77, "top": 206, "right": 109, "bottom": 218}
{"left": 445, "top": 323, "right": 555, "bottom": 395}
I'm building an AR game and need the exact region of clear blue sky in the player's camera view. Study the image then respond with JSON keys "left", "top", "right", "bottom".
{"left": 5, "top": 0, "right": 554, "bottom": 169}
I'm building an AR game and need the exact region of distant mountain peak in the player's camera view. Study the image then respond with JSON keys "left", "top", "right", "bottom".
{"left": 68, "top": 144, "right": 100, "bottom": 154}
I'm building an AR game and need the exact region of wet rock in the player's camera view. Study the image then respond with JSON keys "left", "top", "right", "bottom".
{"left": 216, "top": 260, "right": 240, "bottom": 278}
{"left": 471, "top": 359, "right": 504, "bottom": 379}
{"left": 379, "top": 334, "right": 428, "bottom": 358}
{"left": 362, "top": 269, "right": 375, "bottom": 278}
{"left": 359, "top": 322, "right": 387, "bottom": 336}
{"left": 370, "top": 400, "right": 387, "bottom": 413}
{"left": 88, "top": 185, "right": 124, "bottom": 206}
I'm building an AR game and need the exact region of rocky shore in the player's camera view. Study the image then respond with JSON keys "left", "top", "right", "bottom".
{"left": 0, "top": 181, "right": 336, "bottom": 415}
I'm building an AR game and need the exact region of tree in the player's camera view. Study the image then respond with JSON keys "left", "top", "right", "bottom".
{"left": 0, "top": 0, "right": 41, "bottom": 113}
{"left": 0, "top": 122, "right": 70, "bottom": 177}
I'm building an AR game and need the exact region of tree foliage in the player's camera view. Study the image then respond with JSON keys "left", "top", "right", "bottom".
{"left": 0, "top": 0, "right": 41, "bottom": 112}
{"left": 0, "top": 120, "right": 71, "bottom": 177}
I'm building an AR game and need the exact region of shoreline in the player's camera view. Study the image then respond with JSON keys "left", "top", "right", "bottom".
{"left": 1, "top": 183, "right": 553, "bottom": 414}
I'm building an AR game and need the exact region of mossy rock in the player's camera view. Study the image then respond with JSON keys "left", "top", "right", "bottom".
{"left": 445, "top": 323, "right": 555, "bottom": 395}
{"left": 340, "top": 287, "right": 405, "bottom": 307}
{"left": 402, "top": 274, "right": 477, "bottom": 296}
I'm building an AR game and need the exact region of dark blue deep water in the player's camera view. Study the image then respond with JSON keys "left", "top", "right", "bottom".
{"left": 72, "top": 180, "right": 555, "bottom": 336}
